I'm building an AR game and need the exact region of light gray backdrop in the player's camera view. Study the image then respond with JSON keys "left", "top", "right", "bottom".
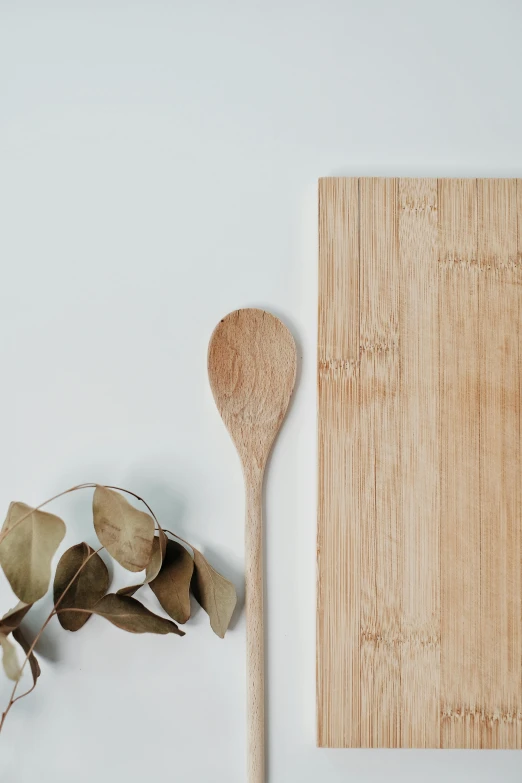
{"left": 0, "top": 1, "right": 520, "bottom": 781}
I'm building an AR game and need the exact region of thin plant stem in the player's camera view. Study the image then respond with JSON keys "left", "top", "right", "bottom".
{"left": 103, "top": 485, "right": 159, "bottom": 524}
{"left": 0, "top": 483, "right": 165, "bottom": 546}
{"left": 0, "top": 546, "right": 104, "bottom": 733}
{"left": 162, "top": 529, "right": 194, "bottom": 554}
{"left": 0, "top": 483, "right": 96, "bottom": 546}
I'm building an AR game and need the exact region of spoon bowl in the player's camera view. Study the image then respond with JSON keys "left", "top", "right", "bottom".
{"left": 208, "top": 308, "right": 296, "bottom": 470}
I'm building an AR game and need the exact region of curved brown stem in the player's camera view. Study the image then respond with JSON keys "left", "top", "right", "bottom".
{"left": 0, "top": 546, "right": 104, "bottom": 734}
{"left": 162, "top": 529, "right": 194, "bottom": 554}
{"left": 0, "top": 483, "right": 96, "bottom": 546}
{"left": 0, "top": 482, "right": 167, "bottom": 547}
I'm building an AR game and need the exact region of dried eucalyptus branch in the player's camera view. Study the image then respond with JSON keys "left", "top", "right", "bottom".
{"left": 0, "top": 483, "right": 237, "bottom": 734}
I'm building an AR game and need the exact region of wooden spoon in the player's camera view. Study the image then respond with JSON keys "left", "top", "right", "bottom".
{"left": 208, "top": 308, "right": 297, "bottom": 783}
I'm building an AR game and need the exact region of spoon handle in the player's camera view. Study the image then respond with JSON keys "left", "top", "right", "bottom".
{"left": 245, "top": 475, "right": 264, "bottom": 783}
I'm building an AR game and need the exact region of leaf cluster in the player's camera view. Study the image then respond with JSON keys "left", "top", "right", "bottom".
{"left": 0, "top": 485, "right": 237, "bottom": 723}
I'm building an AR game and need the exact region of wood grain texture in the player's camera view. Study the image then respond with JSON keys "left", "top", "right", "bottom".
{"left": 208, "top": 308, "right": 297, "bottom": 782}
{"left": 317, "top": 178, "right": 360, "bottom": 747}
{"left": 317, "top": 177, "right": 522, "bottom": 749}
{"left": 477, "top": 179, "right": 520, "bottom": 748}
{"left": 358, "top": 178, "right": 401, "bottom": 747}
{"left": 399, "top": 179, "right": 440, "bottom": 748}
{"left": 439, "top": 178, "right": 481, "bottom": 748}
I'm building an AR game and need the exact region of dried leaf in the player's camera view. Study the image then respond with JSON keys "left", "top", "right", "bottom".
{"left": 0, "top": 502, "right": 66, "bottom": 603}
{"left": 0, "top": 602, "right": 32, "bottom": 636}
{"left": 93, "top": 487, "right": 155, "bottom": 572}
{"left": 191, "top": 549, "right": 236, "bottom": 638}
{"left": 90, "top": 594, "right": 184, "bottom": 636}
{"left": 149, "top": 540, "right": 194, "bottom": 624}
{"left": 54, "top": 543, "right": 110, "bottom": 631}
{"left": 0, "top": 632, "right": 21, "bottom": 681}
{"left": 145, "top": 528, "right": 168, "bottom": 582}
{"left": 115, "top": 583, "right": 141, "bottom": 598}
{"left": 12, "top": 628, "right": 41, "bottom": 685}
{"left": 0, "top": 603, "right": 39, "bottom": 686}
{"left": 117, "top": 529, "right": 167, "bottom": 597}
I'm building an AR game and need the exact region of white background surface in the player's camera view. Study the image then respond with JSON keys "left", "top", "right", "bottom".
{"left": 0, "top": 2, "right": 521, "bottom": 781}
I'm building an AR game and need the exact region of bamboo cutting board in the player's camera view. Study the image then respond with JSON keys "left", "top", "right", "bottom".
{"left": 317, "top": 177, "right": 522, "bottom": 749}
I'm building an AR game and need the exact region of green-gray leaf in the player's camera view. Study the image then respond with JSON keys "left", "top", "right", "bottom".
{"left": 0, "top": 502, "right": 66, "bottom": 603}
{"left": 0, "top": 601, "right": 32, "bottom": 636}
{"left": 149, "top": 540, "right": 194, "bottom": 624}
{"left": 191, "top": 549, "right": 237, "bottom": 638}
{"left": 117, "top": 529, "right": 167, "bottom": 597}
{"left": 12, "top": 628, "right": 40, "bottom": 685}
{"left": 89, "top": 594, "right": 184, "bottom": 636}
{"left": 54, "top": 543, "right": 110, "bottom": 631}
{"left": 0, "top": 632, "right": 21, "bottom": 681}
{"left": 92, "top": 487, "right": 155, "bottom": 572}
